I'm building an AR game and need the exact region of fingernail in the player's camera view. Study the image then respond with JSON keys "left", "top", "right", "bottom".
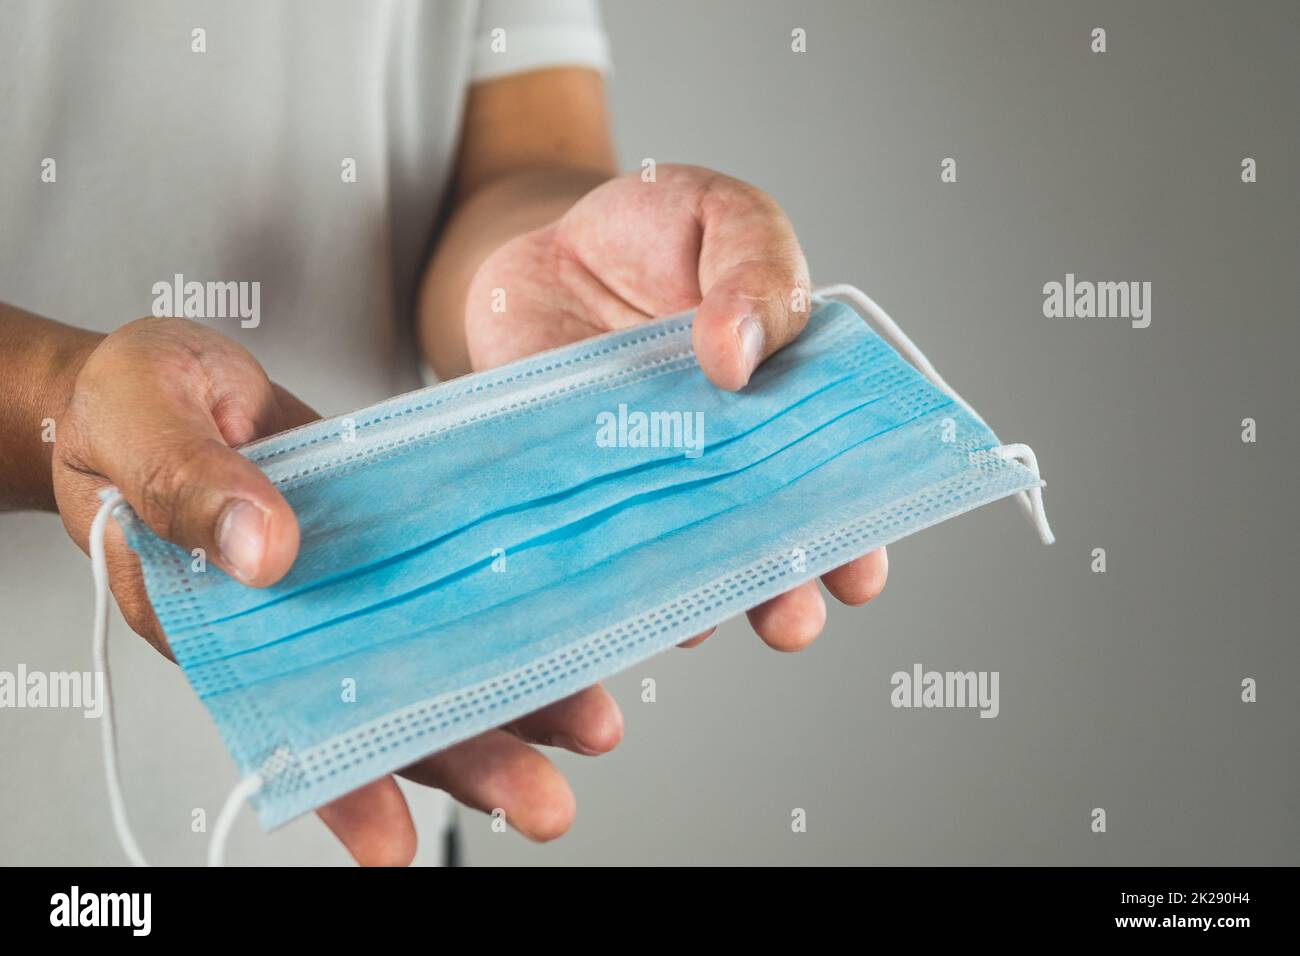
{"left": 736, "top": 315, "right": 765, "bottom": 382}
{"left": 218, "top": 500, "right": 268, "bottom": 583}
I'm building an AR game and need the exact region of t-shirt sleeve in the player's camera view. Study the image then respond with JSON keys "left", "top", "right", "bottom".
{"left": 470, "top": 0, "right": 612, "bottom": 82}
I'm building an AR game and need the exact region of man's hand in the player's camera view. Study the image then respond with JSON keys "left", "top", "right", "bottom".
{"left": 46, "top": 316, "right": 620, "bottom": 865}
{"left": 52, "top": 317, "right": 313, "bottom": 653}
{"left": 413, "top": 69, "right": 888, "bottom": 862}
{"left": 463, "top": 164, "right": 890, "bottom": 652}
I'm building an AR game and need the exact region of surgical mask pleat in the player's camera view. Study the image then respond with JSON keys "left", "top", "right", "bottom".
{"left": 98, "top": 294, "right": 1051, "bottom": 837}
{"left": 184, "top": 374, "right": 953, "bottom": 700}
{"left": 160, "top": 309, "right": 872, "bottom": 643}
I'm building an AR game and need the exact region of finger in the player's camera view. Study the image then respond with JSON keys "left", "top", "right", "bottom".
{"left": 745, "top": 579, "right": 826, "bottom": 652}
{"left": 691, "top": 177, "right": 812, "bottom": 390}
{"left": 401, "top": 730, "right": 576, "bottom": 842}
{"left": 677, "top": 626, "right": 716, "bottom": 649}
{"left": 104, "top": 540, "right": 170, "bottom": 657}
{"left": 821, "top": 547, "right": 889, "bottom": 607}
{"left": 68, "top": 319, "right": 301, "bottom": 586}
{"left": 504, "top": 684, "right": 624, "bottom": 755}
{"left": 316, "top": 776, "right": 417, "bottom": 867}
{"left": 270, "top": 382, "right": 322, "bottom": 431}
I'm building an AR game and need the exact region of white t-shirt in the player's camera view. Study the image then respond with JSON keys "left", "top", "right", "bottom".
{"left": 0, "top": 0, "right": 610, "bottom": 413}
{"left": 0, "top": 0, "right": 609, "bottom": 865}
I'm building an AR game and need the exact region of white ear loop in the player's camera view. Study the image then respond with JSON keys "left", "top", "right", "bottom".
{"left": 90, "top": 491, "right": 262, "bottom": 866}
{"left": 813, "top": 283, "right": 1054, "bottom": 545}
{"left": 207, "top": 772, "right": 264, "bottom": 866}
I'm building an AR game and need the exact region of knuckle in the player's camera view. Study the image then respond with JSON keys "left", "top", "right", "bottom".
{"left": 130, "top": 449, "right": 205, "bottom": 541}
{"left": 119, "top": 314, "right": 185, "bottom": 335}
{"left": 701, "top": 171, "right": 771, "bottom": 218}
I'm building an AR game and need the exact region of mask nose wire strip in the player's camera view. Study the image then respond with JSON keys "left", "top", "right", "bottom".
{"left": 813, "top": 283, "right": 1054, "bottom": 545}
{"left": 91, "top": 491, "right": 262, "bottom": 867}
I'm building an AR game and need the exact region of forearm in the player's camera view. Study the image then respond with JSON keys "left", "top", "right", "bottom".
{"left": 418, "top": 167, "right": 611, "bottom": 379}
{"left": 0, "top": 304, "right": 103, "bottom": 511}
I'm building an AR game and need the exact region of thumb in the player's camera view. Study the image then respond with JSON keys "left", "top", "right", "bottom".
{"left": 689, "top": 181, "right": 812, "bottom": 391}
{"left": 118, "top": 427, "right": 299, "bottom": 588}
{"left": 70, "top": 333, "right": 301, "bottom": 588}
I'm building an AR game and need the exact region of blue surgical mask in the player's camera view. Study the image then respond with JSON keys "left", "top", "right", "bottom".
{"left": 87, "top": 284, "right": 1052, "bottom": 864}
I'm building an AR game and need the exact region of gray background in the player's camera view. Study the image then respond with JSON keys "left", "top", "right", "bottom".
{"left": 2, "top": 0, "right": 1296, "bottom": 865}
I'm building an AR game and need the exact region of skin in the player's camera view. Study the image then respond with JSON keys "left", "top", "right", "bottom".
{"left": 0, "top": 68, "right": 886, "bottom": 866}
